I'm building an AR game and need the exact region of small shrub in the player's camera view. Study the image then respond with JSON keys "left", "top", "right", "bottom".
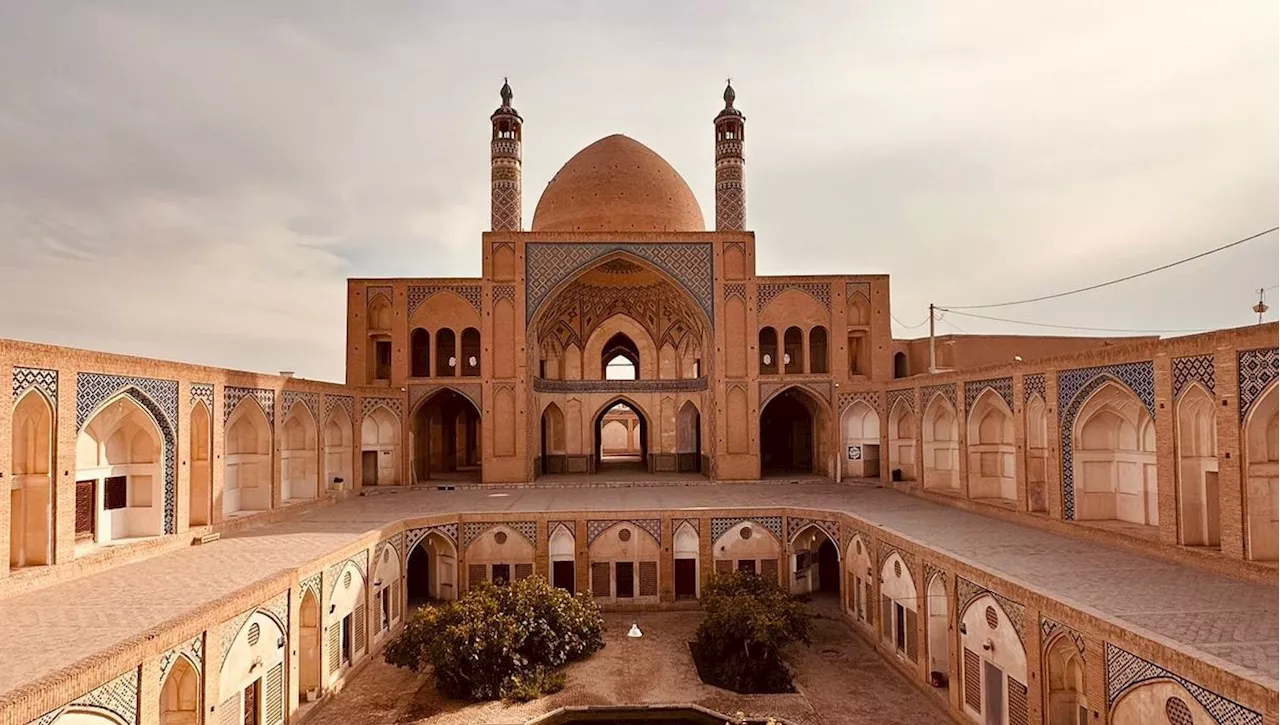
{"left": 384, "top": 575, "right": 604, "bottom": 701}
{"left": 692, "top": 570, "right": 812, "bottom": 693}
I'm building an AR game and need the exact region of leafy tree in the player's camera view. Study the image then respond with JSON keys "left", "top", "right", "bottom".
{"left": 693, "top": 571, "right": 813, "bottom": 693}
{"left": 384, "top": 575, "right": 604, "bottom": 701}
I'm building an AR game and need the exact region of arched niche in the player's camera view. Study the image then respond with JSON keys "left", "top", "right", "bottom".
{"left": 159, "top": 655, "right": 199, "bottom": 725}
{"left": 548, "top": 523, "right": 577, "bottom": 593}
{"left": 1044, "top": 634, "right": 1087, "bottom": 725}
{"left": 844, "top": 535, "right": 874, "bottom": 628}
{"left": 841, "top": 401, "right": 880, "bottom": 479}
{"left": 1243, "top": 381, "right": 1278, "bottom": 562}
{"left": 1111, "top": 680, "right": 1215, "bottom": 725}
{"left": 588, "top": 522, "right": 661, "bottom": 602}
{"left": 959, "top": 595, "right": 1028, "bottom": 724}
{"left": 923, "top": 394, "right": 959, "bottom": 492}
{"left": 407, "top": 530, "right": 457, "bottom": 605}
{"left": 361, "top": 406, "right": 400, "bottom": 486}
{"left": 712, "top": 520, "right": 781, "bottom": 582}
{"left": 1073, "top": 381, "right": 1157, "bottom": 526}
{"left": 966, "top": 389, "right": 1015, "bottom": 502}
{"left": 224, "top": 398, "right": 271, "bottom": 516}
{"left": 676, "top": 401, "right": 703, "bottom": 474}
{"left": 281, "top": 402, "right": 318, "bottom": 502}
{"left": 1175, "top": 384, "right": 1219, "bottom": 547}
{"left": 1025, "top": 394, "right": 1049, "bottom": 513}
{"left": 220, "top": 610, "right": 287, "bottom": 722}
{"left": 465, "top": 524, "right": 535, "bottom": 587}
{"left": 879, "top": 552, "right": 918, "bottom": 661}
{"left": 926, "top": 573, "right": 949, "bottom": 688}
{"left": 76, "top": 395, "right": 165, "bottom": 544}
{"left": 11, "top": 390, "right": 53, "bottom": 567}
{"left": 789, "top": 524, "right": 839, "bottom": 597}
{"left": 672, "top": 521, "right": 700, "bottom": 599}
{"left": 323, "top": 407, "right": 354, "bottom": 493}
{"left": 372, "top": 542, "right": 403, "bottom": 639}
{"left": 888, "top": 399, "right": 917, "bottom": 482}
{"left": 585, "top": 316, "right": 657, "bottom": 381}
{"left": 412, "top": 389, "right": 481, "bottom": 483}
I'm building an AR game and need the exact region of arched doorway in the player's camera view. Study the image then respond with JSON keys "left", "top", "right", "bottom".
{"left": 361, "top": 406, "right": 400, "bottom": 487}
{"left": 412, "top": 390, "right": 481, "bottom": 483}
{"left": 841, "top": 401, "right": 880, "bottom": 479}
{"left": 188, "top": 401, "right": 211, "bottom": 527}
{"left": 1073, "top": 381, "right": 1157, "bottom": 526}
{"left": 540, "top": 403, "right": 567, "bottom": 475}
{"left": 407, "top": 531, "right": 457, "bottom": 607}
{"left": 1026, "top": 394, "right": 1049, "bottom": 512}
{"left": 676, "top": 401, "right": 702, "bottom": 473}
{"left": 76, "top": 395, "right": 166, "bottom": 545}
{"left": 790, "top": 523, "right": 839, "bottom": 596}
{"left": 299, "top": 588, "right": 322, "bottom": 701}
{"left": 926, "top": 574, "right": 949, "bottom": 689}
{"left": 817, "top": 538, "right": 839, "bottom": 595}
{"left": 159, "top": 656, "right": 198, "bottom": 725}
{"left": 761, "top": 389, "right": 816, "bottom": 475}
{"left": 888, "top": 399, "right": 917, "bottom": 482}
{"left": 1176, "top": 384, "right": 1219, "bottom": 547}
{"left": 594, "top": 399, "right": 647, "bottom": 474}
{"left": 602, "top": 333, "right": 640, "bottom": 380}
{"left": 324, "top": 407, "right": 354, "bottom": 492}
{"left": 1045, "top": 635, "right": 1087, "bottom": 725}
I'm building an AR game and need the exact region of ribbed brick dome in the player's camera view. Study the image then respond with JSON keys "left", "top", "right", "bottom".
{"left": 531, "top": 135, "right": 705, "bottom": 232}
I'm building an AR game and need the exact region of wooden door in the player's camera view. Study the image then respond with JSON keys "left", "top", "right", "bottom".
{"left": 615, "top": 562, "right": 634, "bottom": 598}
{"left": 243, "top": 680, "right": 259, "bottom": 725}
{"left": 75, "top": 480, "right": 95, "bottom": 541}
{"left": 674, "top": 558, "right": 697, "bottom": 599}
{"left": 361, "top": 451, "right": 378, "bottom": 486}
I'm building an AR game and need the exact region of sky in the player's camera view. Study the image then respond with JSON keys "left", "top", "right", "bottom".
{"left": 0, "top": 1, "right": 1276, "bottom": 382}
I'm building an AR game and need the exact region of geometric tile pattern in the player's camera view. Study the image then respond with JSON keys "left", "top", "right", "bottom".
{"left": 1171, "top": 355, "right": 1215, "bottom": 398}
{"left": 366, "top": 286, "right": 393, "bottom": 308}
{"left": 327, "top": 551, "right": 370, "bottom": 598}
{"left": 408, "top": 285, "right": 483, "bottom": 315}
{"left": 837, "top": 390, "right": 882, "bottom": 417}
{"left": 786, "top": 516, "right": 839, "bottom": 546}
{"left": 964, "top": 377, "right": 1014, "bottom": 411}
{"left": 263, "top": 590, "right": 290, "bottom": 633}
{"left": 76, "top": 373, "right": 179, "bottom": 534}
{"left": 1057, "top": 362, "right": 1155, "bottom": 520}
{"left": 1237, "top": 348, "right": 1278, "bottom": 422}
{"left": 716, "top": 183, "right": 745, "bottom": 232}
{"left": 362, "top": 396, "right": 403, "bottom": 421}
{"left": 32, "top": 667, "right": 139, "bottom": 725}
{"left": 525, "top": 242, "right": 715, "bottom": 323}
{"left": 845, "top": 281, "right": 871, "bottom": 302}
{"left": 491, "top": 182, "right": 521, "bottom": 234}
{"left": 190, "top": 382, "right": 214, "bottom": 410}
{"left": 12, "top": 366, "right": 57, "bottom": 404}
{"left": 220, "top": 609, "right": 253, "bottom": 660}
{"left": 157, "top": 634, "right": 203, "bottom": 685}
{"left": 956, "top": 576, "right": 1026, "bottom": 645}
{"left": 405, "top": 524, "right": 458, "bottom": 555}
{"left": 323, "top": 394, "right": 354, "bottom": 423}
{"left": 299, "top": 572, "right": 323, "bottom": 604}
{"left": 492, "top": 284, "right": 516, "bottom": 303}
{"left": 1023, "top": 373, "right": 1045, "bottom": 403}
{"left": 548, "top": 521, "right": 576, "bottom": 540}
{"left": 282, "top": 391, "right": 319, "bottom": 422}
{"left": 757, "top": 282, "right": 831, "bottom": 311}
{"left": 1104, "top": 643, "right": 1261, "bottom": 724}
{"left": 711, "top": 516, "right": 783, "bottom": 544}
{"left": 923, "top": 561, "right": 947, "bottom": 589}
{"left": 877, "top": 545, "right": 917, "bottom": 576}
{"left": 921, "top": 383, "right": 957, "bottom": 411}
{"left": 1040, "top": 617, "right": 1085, "bottom": 662}
{"left": 224, "top": 385, "right": 275, "bottom": 427}
{"left": 587, "top": 519, "right": 661, "bottom": 546}
{"left": 886, "top": 388, "right": 916, "bottom": 415}
{"left": 724, "top": 283, "right": 746, "bottom": 300}
{"left": 461, "top": 521, "right": 536, "bottom": 551}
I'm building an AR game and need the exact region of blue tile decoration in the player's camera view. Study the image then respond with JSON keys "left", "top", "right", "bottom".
{"left": 157, "top": 635, "right": 203, "bottom": 685}
{"left": 964, "top": 377, "right": 1014, "bottom": 411}
{"left": 1040, "top": 617, "right": 1085, "bottom": 662}
{"left": 1105, "top": 643, "right": 1261, "bottom": 724}
{"left": 12, "top": 366, "right": 58, "bottom": 405}
{"left": 1171, "top": 355, "right": 1215, "bottom": 398}
{"left": 1056, "top": 362, "right": 1155, "bottom": 520}
{"left": 1237, "top": 348, "right": 1278, "bottom": 422}
{"left": 76, "top": 373, "right": 179, "bottom": 534}
{"left": 224, "top": 385, "right": 275, "bottom": 427}
{"left": 525, "top": 242, "right": 714, "bottom": 323}
{"left": 956, "top": 576, "right": 1026, "bottom": 644}
{"left": 1023, "top": 373, "right": 1046, "bottom": 403}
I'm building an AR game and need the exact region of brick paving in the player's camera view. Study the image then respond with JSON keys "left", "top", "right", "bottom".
{"left": 0, "top": 482, "right": 1275, "bottom": 701}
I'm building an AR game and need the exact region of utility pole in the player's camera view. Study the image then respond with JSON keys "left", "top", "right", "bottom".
{"left": 1253, "top": 288, "right": 1269, "bottom": 324}
{"left": 928, "top": 303, "right": 937, "bottom": 375}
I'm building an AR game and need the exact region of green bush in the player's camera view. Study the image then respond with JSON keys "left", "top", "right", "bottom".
{"left": 692, "top": 570, "right": 813, "bottom": 693}
{"left": 383, "top": 575, "right": 604, "bottom": 701}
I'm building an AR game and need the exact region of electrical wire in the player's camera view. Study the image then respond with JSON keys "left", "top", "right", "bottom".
{"left": 936, "top": 308, "right": 1214, "bottom": 334}
{"left": 891, "top": 312, "right": 930, "bottom": 329}
{"left": 941, "top": 227, "right": 1278, "bottom": 310}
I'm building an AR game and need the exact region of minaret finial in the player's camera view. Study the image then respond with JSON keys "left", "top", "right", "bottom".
{"left": 500, "top": 77, "right": 513, "bottom": 107}
{"left": 723, "top": 78, "right": 735, "bottom": 109}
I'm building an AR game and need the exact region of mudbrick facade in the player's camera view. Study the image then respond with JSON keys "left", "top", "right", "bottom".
{"left": 0, "top": 83, "right": 1275, "bottom": 725}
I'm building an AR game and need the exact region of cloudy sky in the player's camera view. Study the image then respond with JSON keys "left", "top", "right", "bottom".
{"left": 1, "top": 1, "right": 1275, "bottom": 382}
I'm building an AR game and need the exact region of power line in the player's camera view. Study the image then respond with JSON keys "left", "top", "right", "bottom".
{"left": 942, "top": 226, "right": 1279, "bottom": 310}
{"left": 891, "top": 312, "right": 930, "bottom": 329}
{"left": 937, "top": 308, "right": 1215, "bottom": 335}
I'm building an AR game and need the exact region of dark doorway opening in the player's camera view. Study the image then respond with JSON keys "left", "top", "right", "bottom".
{"left": 674, "top": 558, "right": 697, "bottom": 599}
{"left": 594, "top": 400, "right": 648, "bottom": 475}
{"left": 817, "top": 538, "right": 839, "bottom": 595}
{"left": 760, "top": 390, "right": 815, "bottom": 474}
{"left": 615, "top": 562, "right": 635, "bottom": 598}
{"left": 406, "top": 543, "right": 430, "bottom": 608}
{"left": 412, "top": 389, "right": 482, "bottom": 483}
{"left": 553, "top": 560, "right": 576, "bottom": 593}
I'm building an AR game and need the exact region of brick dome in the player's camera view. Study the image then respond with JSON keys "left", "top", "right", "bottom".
{"left": 531, "top": 134, "right": 705, "bottom": 232}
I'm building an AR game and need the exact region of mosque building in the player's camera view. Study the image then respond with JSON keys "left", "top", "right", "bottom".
{"left": 0, "top": 82, "right": 1275, "bottom": 725}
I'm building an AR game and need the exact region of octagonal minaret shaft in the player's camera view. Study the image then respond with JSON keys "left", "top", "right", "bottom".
{"left": 714, "top": 81, "right": 746, "bottom": 231}
{"left": 490, "top": 78, "right": 523, "bottom": 231}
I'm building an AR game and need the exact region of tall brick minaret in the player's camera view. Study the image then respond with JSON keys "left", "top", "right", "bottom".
{"left": 490, "top": 78, "right": 523, "bottom": 231}
{"left": 714, "top": 80, "right": 746, "bottom": 231}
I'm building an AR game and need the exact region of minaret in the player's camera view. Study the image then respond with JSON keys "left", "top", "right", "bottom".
{"left": 714, "top": 80, "right": 746, "bottom": 231}
{"left": 490, "top": 78, "right": 523, "bottom": 231}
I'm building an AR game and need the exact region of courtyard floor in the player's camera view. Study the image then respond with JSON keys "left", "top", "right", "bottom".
{"left": 305, "top": 598, "right": 951, "bottom": 725}
{"left": 0, "top": 482, "right": 1274, "bottom": 703}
